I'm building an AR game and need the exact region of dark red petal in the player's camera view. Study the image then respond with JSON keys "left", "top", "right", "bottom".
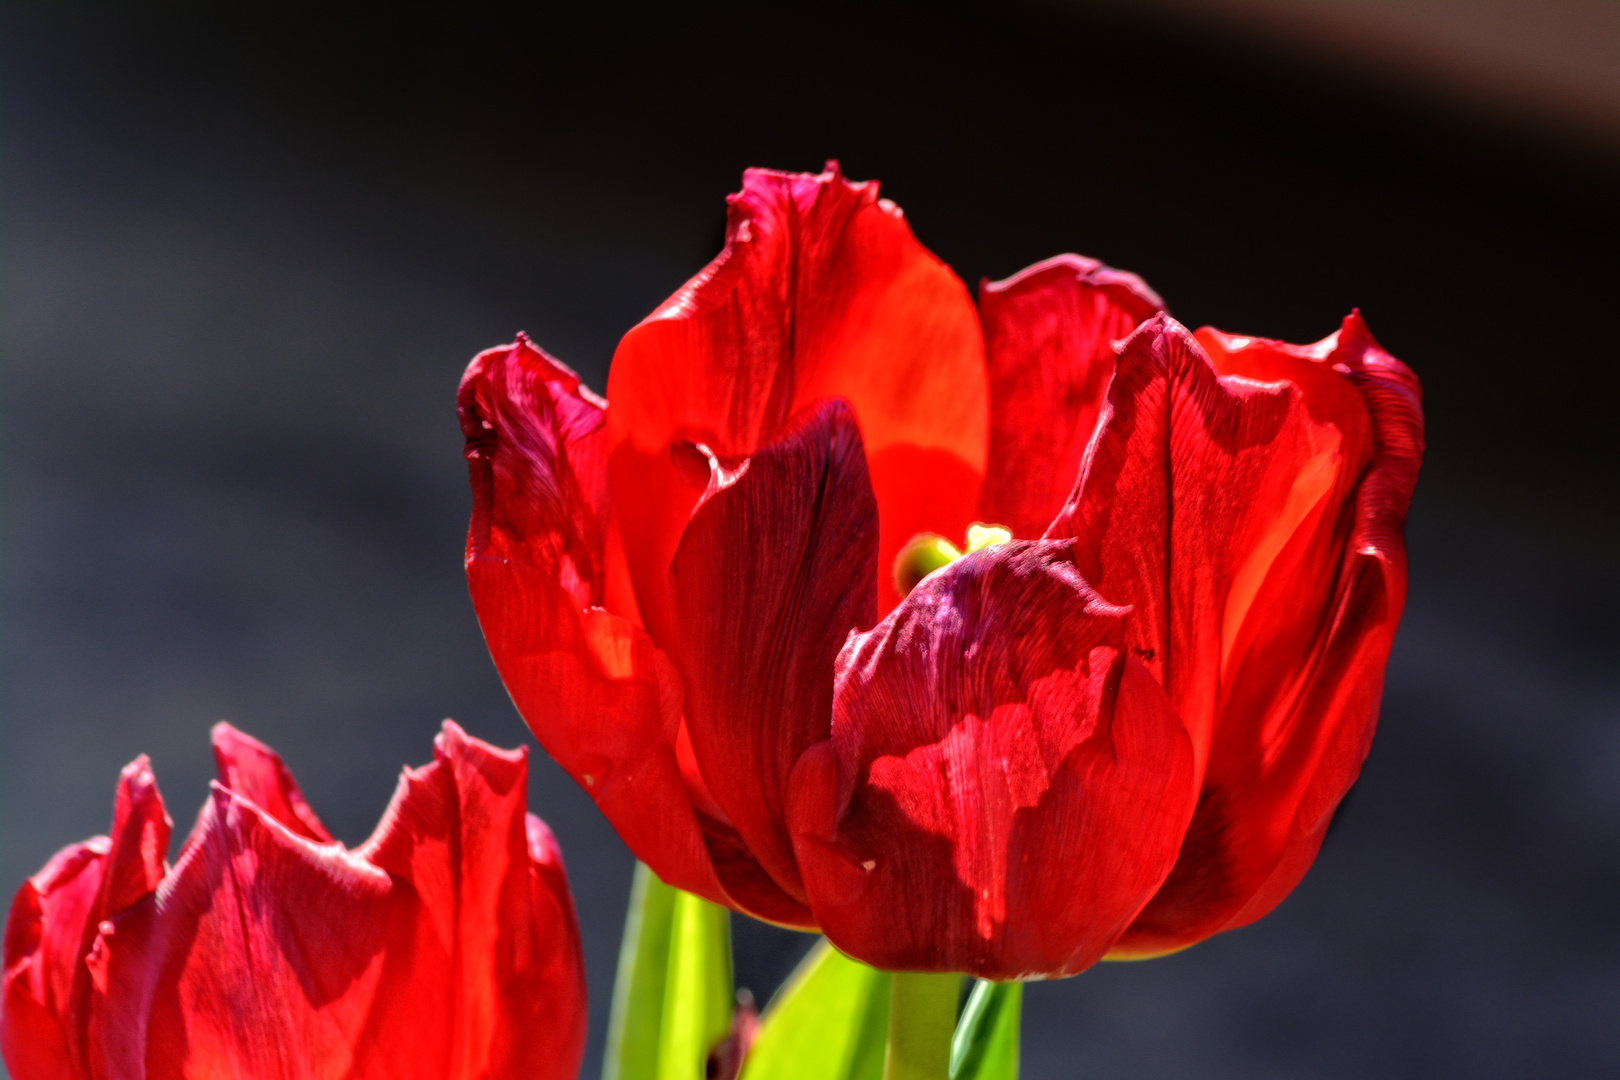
{"left": 606, "top": 162, "right": 989, "bottom": 621}
{"left": 462, "top": 334, "right": 611, "bottom": 601}
{"left": 1112, "top": 312, "right": 1422, "bottom": 956}
{"left": 788, "top": 541, "right": 1196, "bottom": 978}
{"left": 670, "top": 400, "right": 878, "bottom": 916}
{"left": 211, "top": 722, "right": 333, "bottom": 843}
{"left": 977, "top": 254, "right": 1164, "bottom": 539}
{"left": 2, "top": 840, "right": 108, "bottom": 1080}
{"left": 460, "top": 335, "right": 731, "bottom": 906}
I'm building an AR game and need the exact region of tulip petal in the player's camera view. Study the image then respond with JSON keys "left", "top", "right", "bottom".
{"left": 82, "top": 723, "right": 585, "bottom": 1080}
{"left": 3, "top": 754, "right": 176, "bottom": 1080}
{"left": 2, "top": 840, "right": 109, "bottom": 1080}
{"left": 977, "top": 254, "right": 1163, "bottom": 539}
{"left": 607, "top": 162, "right": 989, "bottom": 620}
{"left": 789, "top": 541, "right": 1196, "bottom": 978}
{"left": 460, "top": 335, "right": 733, "bottom": 906}
{"left": 1046, "top": 314, "right": 1344, "bottom": 781}
{"left": 670, "top": 399, "right": 879, "bottom": 912}
{"left": 359, "top": 721, "right": 588, "bottom": 1080}
{"left": 211, "top": 722, "right": 333, "bottom": 843}
{"left": 94, "top": 757, "right": 173, "bottom": 943}
{"left": 87, "top": 785, "right": 400, "bottom": 1079}
{"left": 1110, "top": 312, "right": 1422, "bottom": 955}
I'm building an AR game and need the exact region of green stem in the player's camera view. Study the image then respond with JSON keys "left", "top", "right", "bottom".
{"left": 950, "top": 980, "right": 1023, "bottom": 1079}
{"left": 883, "top": 971, "right": 961, "bottom": 1080}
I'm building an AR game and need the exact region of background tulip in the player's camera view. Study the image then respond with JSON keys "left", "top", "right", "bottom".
{"left": 0, "top": 721, "right": 587, "bottom": 1080}
{"left": 463, "top": 164, "right": 1422, "bottom": 981}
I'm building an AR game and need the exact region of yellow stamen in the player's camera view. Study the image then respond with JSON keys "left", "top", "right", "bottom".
{"left": 891, "top": 522, "right": 1015, "bottom": 599}
{"left": 965, "top": 523, "right": 1012, "bottom": 552}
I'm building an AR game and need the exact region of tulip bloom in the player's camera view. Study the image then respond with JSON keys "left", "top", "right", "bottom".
{"left": 1, "top": 722, "right": 586, "bottom": 1079}
{"left": 462, "top": 163, "right": 1422, "bottom": 978}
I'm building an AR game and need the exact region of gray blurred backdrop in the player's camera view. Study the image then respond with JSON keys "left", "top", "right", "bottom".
{"left": 2, "top": 3, "right": 1616, "bottom": 1078}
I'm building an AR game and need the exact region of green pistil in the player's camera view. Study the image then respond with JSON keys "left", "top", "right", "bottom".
{"left": 892, "top": 534, "right": 962, "bottom": 599}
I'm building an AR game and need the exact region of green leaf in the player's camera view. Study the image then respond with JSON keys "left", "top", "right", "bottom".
{"left": 603, "top": 863, "right": 736, "bottom": 1080}
{"left": 603, "top": 863, "right": 676, "bottom": 1080}
{"left": 948, "top": 980, "right": 1021, "bottom": 1080}
{"left": 657, "top": 884, "right": 735, "bottom": 1079}
{"left": 740, "top": 939, "right": 891, "bottom": 1080}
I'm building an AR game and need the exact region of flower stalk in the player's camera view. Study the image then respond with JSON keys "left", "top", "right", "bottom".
{"left": 883, "top": 971, "right": 961, "bottom": 1080}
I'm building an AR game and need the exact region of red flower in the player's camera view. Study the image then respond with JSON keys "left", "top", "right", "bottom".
{"left": 461, "top": 163, "right": 1422, "bottom": 978}
{"left": 1, "top": 722, "right": 587, "bottom": 1080}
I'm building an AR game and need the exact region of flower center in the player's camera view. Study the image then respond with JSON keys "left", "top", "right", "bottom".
{"left": 891, "top": 522, "right": 1013, "bottom": 599}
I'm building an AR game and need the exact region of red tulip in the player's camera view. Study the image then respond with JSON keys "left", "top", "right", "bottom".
{"left": 1, "top": 722, "right": 587, "bottom": 1080}
{"left": 461, "top": 163, "right": 1422, "bottom": 978}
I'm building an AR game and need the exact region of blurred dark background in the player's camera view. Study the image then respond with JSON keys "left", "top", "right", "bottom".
{"left": 2, "top": 2, "right": 1616, "bottom": 1077}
